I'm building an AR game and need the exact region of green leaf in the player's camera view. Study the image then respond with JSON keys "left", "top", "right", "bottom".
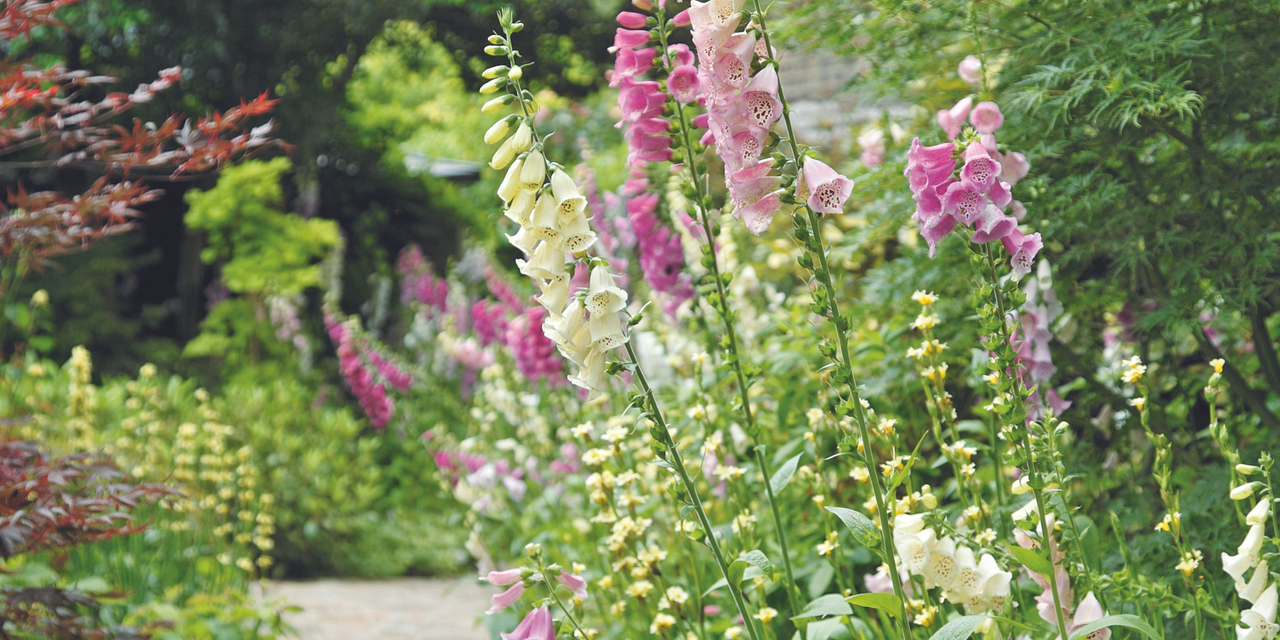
{"left": 705, "top": 565, "right": 765, "bottom": 597}
{"left": 734, "top": 550, "right": 773, "bottom": 582}
{"left": 770, "top": 453, "right": 804, "bottom": 494}
{"left": 845, "top": 592, "right": 902, "bottom": 618}
{"left": 806, "top": 617, "right": 852, "bottom": 640}
{"left": 1068, "top": 614, "right": 1162, "bottom": 640}
{"left": 1009, "top": 545, "right": 1054, "bottom": 576}
{"left": 825, "top": 506, "right": 881, "bottom": 549}
{"left": 928, "top": 615, "right": 989, "bottom": 640}
{"left": 792, "top": 593, "right": 853, "bottom": 620}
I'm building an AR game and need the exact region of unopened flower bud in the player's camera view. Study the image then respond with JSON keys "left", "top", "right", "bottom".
{"left": 921, "top": 493, "right": 938, "bottom": 510}
{"left": 1011, "top": 476, "right": 1031, "bottom": 495}
{"left": 482, "top": 95, "right": 513, "bottom": 114}
{"left": 484, "top": 118, "right": 511, "bottom": 145}
{"left": 525, "top": 542, "right": 542, "bottom": 558}
{"left": 482, "top": 65, "right": 509, "bottom": 79}
{"left": 672, "top": 9, "right": 691, "bottom": 27}
{"left": 484, "top": 44, "right": 508, "bottom": 57}
{"left": 487, "top": 35, "right": 505, "bottom": 45}
{"left": 31, "top": 289, "right": 48, "bottom": 307}
{"left": 480, "top": 77, "right": 507, "bottom": 94}
{"left": 631, "top": 0, "right": 654, "bottom": 10}
{"left": 1236, "top": 464, "right": 1261, "bottom": 476}
{"left": 1231, "top": 482, "right": 1261, "bottom": 500}
{"left": 508, "top": 65, "right": 523, "bottom": 80}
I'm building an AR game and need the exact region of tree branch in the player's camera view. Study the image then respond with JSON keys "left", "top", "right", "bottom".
{"left": 1194, "top": 328, "right": 1280, "bottom": 430}
{"left": 1249, "top": 305, "right": 1280, "bottom": 397}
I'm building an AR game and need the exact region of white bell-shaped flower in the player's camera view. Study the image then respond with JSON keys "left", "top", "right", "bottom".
{"left": 1225, "top": 524, "right": 1266, "bottom": 583}
{"left": 568, "top": 347, "right": 608, "bottom": 398}
{"left": 497, "top": 157, "right": 523, "bottom": 203}
{"left": 520, "top": 148, "right": 546, "bottom": 193}
{"left": 1240, "top": 560, "right": 1271, "bottom": 604}
{"left": 518, "top": 241, "right": 566, "bottom": 280}
{"left": 585, "top": 266, "right": 628, "bottom": 317}
{"left": 589, "top": 310, "right": 628, "bottom": 351}
{"left": 1247, "top": 499, "right": 1271, "bottom": 526}
{"left": 560, "top": 211, "right": 598, "bottom": 254}
{"left": 528, "top": 192, "right": 562, "bottom": 244}
{"left": 551, "top": 169, "right": 588, "bottom": 225}
{"left": 505, "top": 189, "right": 537, "bottom": 227}
{"left": 536, "top": 272, "right": 570, "bottom": 317}
{"left": 921, "top": 537, "right": 959, "bottom": 589}
{"left": 505, "top": 226, "right": 538, "bottom": 255}
{"left": 894, "top": 526, "right": 938, "bottom": 574}
{"left": 967, "top": 553, "right": 1013, "bottom": 614}
{"left": 1237, "top": 584, "right": 1278, "bottom": 640}
{"left": 947, "top": 546, "right": 983, "bottom": 600}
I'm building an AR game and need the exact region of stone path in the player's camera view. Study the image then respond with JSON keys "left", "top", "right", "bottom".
{"left": 258, "top": 577, "right": 491, "bottom": 640}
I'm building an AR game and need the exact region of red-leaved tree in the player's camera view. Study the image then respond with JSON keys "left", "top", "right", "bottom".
{"left": 0, "top": 0, "right": 280, "bottom": 282}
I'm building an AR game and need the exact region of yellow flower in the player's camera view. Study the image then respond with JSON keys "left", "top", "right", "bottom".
{"left": 912, "top": 313, "right": 940, "bottom": 330}
{"left": 1175, "top": 550, "right": 1202, "bottom": 577}
{"left": 1121, "top": 356, "right": 1146, "bottom": 384}
{"left": 626, "top": 580, "right": 654, "bottom": 598}
{"left": 982, "top": 372, "right": 1000, "bottom": 386}
{"left": 714, "top": 465, "right": 745, "bottom": 482}
{"left": 724, "top": 627, "right": 743, "bottom": 640}
{"left": 666, "top": 586, "right": 690, "bottom": 605}
{"left": 816, "top": 531, "right": 840, "bottom": 556}
{"left": 913, "top": 604, "right": 939, "bottom": 627}
{"left": 911, "top": 291, "right": 937, "bottom": 306}
{"left": 1128, "top": 397, "right": 1146, "bottom": 411}
{"left": 850, "top": 466, "right": 870, "bottom": 482}
{"left": 806, "top": 408, "right": 825, "bottom": 424}
{"left": 1210, "top": 358, "right": 1224, "bottom": 374}
{"left": 754, "top": 607, "right": 778, "bottom": 623}
{"left": 650, "top": 613, "right": 677, "bottom": 634}
{"left": 1154, "top": 513, "right": 1174, "bottom": 532}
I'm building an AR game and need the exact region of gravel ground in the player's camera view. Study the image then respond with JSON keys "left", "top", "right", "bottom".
{"left": 258, "top": 577, "right": 490, "bottom": 640}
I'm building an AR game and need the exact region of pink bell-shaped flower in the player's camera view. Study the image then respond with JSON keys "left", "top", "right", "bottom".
{"left": 735, "top": 190, "right": 786, "bottom": 235}
{"left": 668, "top": 64, "right": 700, "bottom": 103}
{"left": 937, "top": 97, "right": 973, "bottom": 140}
{"left": 960, "top": 143, "right": 1001, "bottom": 189}
{"left": 1001, "top": 229, "right": 1043, "bottom": 275}
{"left": 958, "top": 55, "right": 983, "bottom": 84}
{"left": 942, "top": 181, "right": 987, "bottom": 225}
{"left": 969, "top": 101, "right": 1004, "bottom": 134}
{"left": 798, "top": 157, "right": 854, "bottom": 215}
{"left": 486, "top": 582, "right": 526, "bottom": 615}
{"left": 501, "top": 606, "right": 555, "bottom": 640}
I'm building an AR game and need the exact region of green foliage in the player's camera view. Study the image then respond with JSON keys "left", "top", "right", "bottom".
{"left": 182, "top": 158, "right": 339, "bottom": 376}
{"left": 185, "top": 158, "right": 339, "bottom": 297}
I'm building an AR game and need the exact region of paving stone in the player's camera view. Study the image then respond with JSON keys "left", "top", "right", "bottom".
{"left": 257, "top": 577, "right": 490, "bottom": 640}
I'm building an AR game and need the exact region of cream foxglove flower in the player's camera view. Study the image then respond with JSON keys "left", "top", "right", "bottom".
{"left": 921, "top": 537, "right": 959, "bottom": 589}
{"left": 519, "top": 148, "right": 546, "bottom": 192}
{"left": 550, "top": 169, "right": 587, "bottom": 225}
{"left": 527, "top": 192, "right": 561, "bottom": 244}
{"left": 1237, "top": 584, "right": 1278, "bottom": 640}
{"left": 1224, "top": 523, "right": 1266, "bottom": 583}
{"left": 585, "top": 266, "right": 628, "bottom": 317}
{"left": 497, "top": 157, "right": 524, "bottom": 203}
{"left": 1247, "top": 499, "right": 1271, "bottom": 526}
{"left": 1240, "top": 560, "right": 1270, "bottom": 604}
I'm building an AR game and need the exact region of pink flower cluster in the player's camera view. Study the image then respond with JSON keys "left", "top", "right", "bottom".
{"left": 471, "top": 299, "right": 509, "bottom": 347}
{"left": 689, "top": 1, "right": 853, "bottom": 233}
{"left": 369, "top": 351, "right": 412, "bottom": 392}
{"left": 1016, "top": 262, "right": 1071, "bottom": 417}
{"left": 627, "top": 191, "right": 695, "bottom": 310}
{"left": 396, "top": 245, "right": 449, "bottom": 313}
{"left": 325, "top": 313, "right": 394, "bottom": 429}
{"left": 505, "top": 305, "right": 563, "bottom": 385}
{"left": 906, "top": 98, "right": 1039, "bottom": 273}
{"left": 610, "top": 13, "right": 674, "bottom": 170}
{"left": 1015, "top": 521, "right": 1110, "bottom": 640}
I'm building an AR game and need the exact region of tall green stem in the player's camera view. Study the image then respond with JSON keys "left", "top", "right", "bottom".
{"left": 746, "top": 2, "right": 912, "bottom": 632}
{"left": 624, "top": 341, "right": 763, "bottom": 640}
{"left": 655, "top": 18, "right": 803, "bottom": 614}
{"left": 981, "top": 245, "right": 1070, "bottom": 640}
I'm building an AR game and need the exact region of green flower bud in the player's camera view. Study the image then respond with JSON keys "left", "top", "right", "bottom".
{"left": 508, "top": 65, "right": 523, "bottom": 81}
{"left": 484, "top": 45, "right": 508, "bottom": 57}
{"left": 1236, "top": 464, "right": 1262, "bottom": 476}
{"left": 480, "top": 77, "right": 507, "bottom": 94}
{"left": 481, "top": 95, "right": 513, "bottom": 114}
{"left": 482, "top": 65, "right": 509, "bottom": 79}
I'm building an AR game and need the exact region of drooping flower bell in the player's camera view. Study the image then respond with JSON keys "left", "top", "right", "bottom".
{"left": 500, "top": 606, "right": 555, "bottom": 640}
{"left": 797, "top": 157, "right": 854, "bottom": 215}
